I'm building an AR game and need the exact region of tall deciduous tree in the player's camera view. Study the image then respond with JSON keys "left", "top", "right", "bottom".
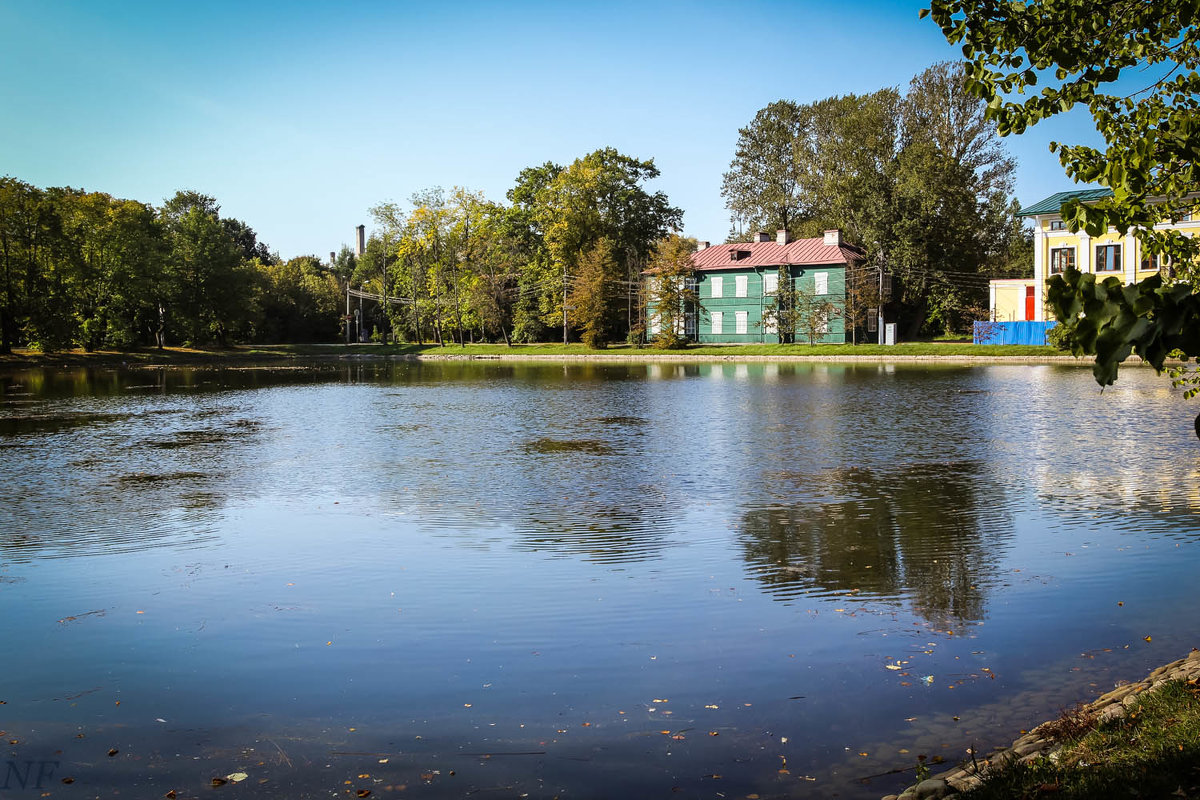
{"left": 570, "top": 238, "right": 619, "bottom": 348}
{"left": 159, "top": 190, "right": 255, "bottom": 347}
{"left": 532, "top": 149, "right": 682, "bottom": 344}
{"left": 924, "top": 0, "right": 1200, "bottom": 399}
{"left": 645, "top": 235, "right": 697, "bottom": 350}
{"left": 725, "top": 66, "right": 1021, "bottom": 338}
{"left": 721, "top": 101, "right": 811, "bottom": 238}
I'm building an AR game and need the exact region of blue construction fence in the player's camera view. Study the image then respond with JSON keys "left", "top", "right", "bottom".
{"left": 974, "top": 320, "right": 1057, "bottom": 345}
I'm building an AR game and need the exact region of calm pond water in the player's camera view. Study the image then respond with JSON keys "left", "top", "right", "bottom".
{"left": 2, "top": 360, "right": 1199, "bottom": 799}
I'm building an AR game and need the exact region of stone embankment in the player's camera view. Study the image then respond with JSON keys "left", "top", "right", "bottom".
{"left": 882, "top": 649, "right": 1200, "bottom": 800}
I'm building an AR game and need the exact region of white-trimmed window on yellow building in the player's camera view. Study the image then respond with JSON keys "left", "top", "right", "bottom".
{"left": 1049, "top": 247, "right": 1075, "bottom": 274}
{"left": 1006, "top": 188, "right": 1200, "bottom": 324}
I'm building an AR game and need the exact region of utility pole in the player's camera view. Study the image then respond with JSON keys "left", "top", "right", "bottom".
{"left": 562, "top": 258, "right": 568, "bottom": 346}
{"left": 877, "top": 255, "right": 886, "bottom": 346}
{"left": 345, "top": 283, "right": 351, "bottom": 345}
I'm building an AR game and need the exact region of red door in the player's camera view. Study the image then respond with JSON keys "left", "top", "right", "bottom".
{"left": 1025, "top": 285, "right": 1035, "bottom": 321}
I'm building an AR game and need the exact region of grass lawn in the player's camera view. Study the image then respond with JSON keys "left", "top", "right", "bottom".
{"left": 0, "top": 340, "right": 1071, "bottom": 367}
{"left": 264, "top": 341, "right": 1066, "bottom": 358}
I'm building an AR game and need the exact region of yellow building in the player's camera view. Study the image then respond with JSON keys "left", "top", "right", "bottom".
{"left": 989, "top": 278, "right": 1039, "bottom": 322}
{"left": 1015, "top": 188, "right": 1198, "bottom": 321}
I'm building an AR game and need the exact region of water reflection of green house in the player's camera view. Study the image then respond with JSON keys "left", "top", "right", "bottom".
{"left": 739, "top": 460, "right": 1010, "bottom": 631}
{"left": 650, "top": 230, "right": 865, "bottom": 344}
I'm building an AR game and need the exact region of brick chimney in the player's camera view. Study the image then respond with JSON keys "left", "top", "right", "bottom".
{"left": 754, "top": 231, "right": 771, "bottom": 243}
{"left": 823, "top": 229, "right": 842, "bottom": 247}
{"left": 776, "top": 229, "right": 788, "bottom": 245}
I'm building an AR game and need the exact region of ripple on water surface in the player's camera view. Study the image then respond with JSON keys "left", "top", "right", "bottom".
{"left": 2, "top": 363, "right": 1200, "bottom": 800}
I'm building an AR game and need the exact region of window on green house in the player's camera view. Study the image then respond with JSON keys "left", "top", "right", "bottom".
{"left": 735, "top": 311, "right": 748, "bottom": 334}
{"left": 1095, "top": 244, "right": 1122, "bottom": 272}
{"left": 711, "top": 276, "right": 723, "bottom": 298}
{"left": 711, "top": 311, "right": 723, "bottom": 334}
{"left": 815, "top": 272, "right": 828, "bottom": 295}
{"left": 735, "top": 275, "right": 748, "bottom": 297}
{"left": 762, "top": 272, "right": 778, "bottom": 295}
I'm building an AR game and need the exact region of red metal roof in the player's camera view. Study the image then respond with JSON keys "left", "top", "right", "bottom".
{"left": 691, "top": 237, "right": 864, "bottom": 271}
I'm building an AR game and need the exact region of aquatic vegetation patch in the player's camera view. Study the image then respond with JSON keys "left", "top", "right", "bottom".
{"left": 146, "top": 430, "right": 233, "bottom": 448}
{"left": 0, "top": 412, "right": 130, "bottom": 436}
{"left": 523, "top": 437, "right": 613, "bottom": 455}
{"left": 118, "top": 471, "right": 209, "bottom": 485}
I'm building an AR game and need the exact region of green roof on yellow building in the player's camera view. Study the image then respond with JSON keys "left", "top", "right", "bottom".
{"left": 1018, "top": 188, "right": 1114, "bottom": 217}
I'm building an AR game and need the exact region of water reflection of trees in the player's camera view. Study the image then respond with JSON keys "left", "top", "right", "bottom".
{"left": 739, "top": 461, "right": 1013, "bottom": 629}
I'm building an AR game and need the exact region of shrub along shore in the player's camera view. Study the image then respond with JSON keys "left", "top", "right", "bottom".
{"left": 0, "top": 341, "right": 1089, "bottom": 369}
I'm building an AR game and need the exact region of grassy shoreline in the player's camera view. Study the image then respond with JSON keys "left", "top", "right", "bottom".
{"left": 887, "top": 651, "right": 1200, "bottom": 800}
{"left": 0, "top": 341, "right": 1089, "bottom": 369}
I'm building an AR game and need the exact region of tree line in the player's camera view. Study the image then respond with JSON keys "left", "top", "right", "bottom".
{"left": 0, "top": 61, "right": 1030, "bottom": 353}
{"left": 0, "top": 183, "right": 342, "bottom": 353}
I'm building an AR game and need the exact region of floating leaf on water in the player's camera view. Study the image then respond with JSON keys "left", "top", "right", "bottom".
{"left": 107, "top": 748, "right": 119, "bottom": 757}
{"left": 211, "top": 777, "right": 227, "bottom": 787}
{"left": 704, "top": 704, "right": 718, "bottom": 709}
{"left": 61, "top": 777, "right": 75, "bottom": 785}
{"left": 1144, "top": 635, "right": 1152, "bottom": 642}
{"left": 227, "top": 772, "right": 248, "bottom": 783}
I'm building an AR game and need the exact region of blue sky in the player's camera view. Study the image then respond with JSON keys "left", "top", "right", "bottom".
{"left": 1, "top": 0, "right": 1102, "bottom": 259}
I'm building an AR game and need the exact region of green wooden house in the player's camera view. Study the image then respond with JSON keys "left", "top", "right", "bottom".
{"left": 650, "top": 230, "right": 865, "bottom": 344}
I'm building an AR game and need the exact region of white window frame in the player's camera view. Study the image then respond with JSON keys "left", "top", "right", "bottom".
{"left": 710, "top": 276, "right": 723, "bottom": 298}
{"left": 648, "top": 313, "right": 660, "bottom": 335}
{"left": 711, "top": 311, "right": 723, "bottom": 334}
{"left": 762, "top": 272, "right": 778, "bottom": 295}
{"left": 814, "top": 272, "right": 828, "bottom": 296}
{"left": 762, "top": 314, "right": 777, "bottom": 335}
{"left": 735, "top": 275, "right": 748, "bottom": 298}
{"left": 815, "top": 310, "right": 829, "bottom": 335}
{"left": 735, "top": 311, "right": 748, "bottom": 335}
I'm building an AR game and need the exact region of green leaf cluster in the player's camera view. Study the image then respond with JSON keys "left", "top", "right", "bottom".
{"left": 923, "top": 0, "right": 1200, "bottom": 402}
